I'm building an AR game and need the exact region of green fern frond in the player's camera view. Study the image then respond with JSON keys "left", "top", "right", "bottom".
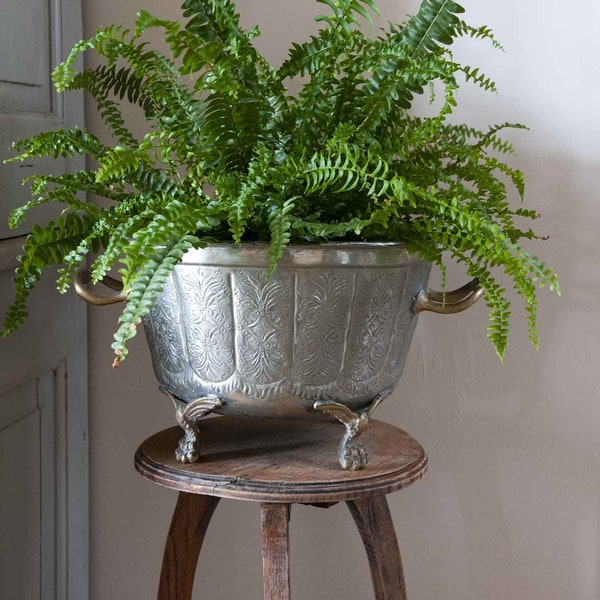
{"left": 512, "top": 246, "right": 560, "bottom": 293}
{"left": 294, "top": 148, "right": 404, "bottom": 204}
{"left": 128, "top": 166, "right": 181, "bottom": 197}
{"left": 476, "top": 271, "right": 511, "bottom": 362}
{"left": 228, "top": 183, "right": 255, "bottom": 243}
{"left": 68, "top": 65, "right": 153, "bottom": 116}
{"left": 8, "top": 174, "right": 102, "bottom": 229}
{"left": 181, "top": 0, "right": 244, "bottom": 43}
{"left": 112, "top": 235, "right": 202, "bottom": 365}
{"left": 458, "top": 22, "right": 504, "bottom": 51}
{"left": 57, "top": 220, "right": 109, "bottom": 292}
{"left": 95, "top": 146, "right": 151, "bottom": 183}
{"left": 7, "top": 128, "right": 108, "bottom": 162}
{"left": 279, "top": 31, "right": 337, "bottom": 79}
{"left": 119, "top": 195, "right": 218, "bottom": 283}
{"left": 134, "top": 9, "right": 223, "bottom": 71}
{"left": 90, "top": 214, "right": 147, "bottom": 283}
{"left": 0, "top": 212, "right": 94, "bottom": 337}
{"left": 200, "top": 92, "right": 263, "bottom": 171}
{"left": 316, "top": 0, "right": 380, "bottom": 33}
{"left": 358, "top": 51, "right": 458, "bottom": 133}
{"left": 1, "top": 0, "right": 558, "bottom": 362}
{"left": 69, "top": 70, "right": 140, "bottom": 146}
{"left": 267, "top": 197, "right": 296, "bottom": 273}
{"left": 290, "top": 216, "right": 370, "bottom": 240}
{"left": 398, "top": 0, "right": 465, "bottom": 54}
{"left": 52, "top": 31, "right": 109, "bottom": 91}
{"left": 459, "top": 65, "right": 497, "bottom": 93}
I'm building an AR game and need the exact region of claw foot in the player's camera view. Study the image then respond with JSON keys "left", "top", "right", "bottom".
{"left": 160, "top": 387, "right": 222, "bottom": 464}
{"left": 175, "top": 437, "right": 200, "bottom": 464}
{"left": 340, "top": 441, "right": 369, "bottom": 471}
{"left": 314, "top": 390, "right": 391, "bottom": 471}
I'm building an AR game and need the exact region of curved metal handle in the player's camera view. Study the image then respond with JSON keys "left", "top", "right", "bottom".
{"left": 412, "top": 278, "right": 483, "bottom": 315}
{"left": 73, "top": 268, "right": 127, "bottom": 306}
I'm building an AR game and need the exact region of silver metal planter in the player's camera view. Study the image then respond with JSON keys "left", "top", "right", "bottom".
{"left": 75, "top": 242, "right": 482, "bottom": 469}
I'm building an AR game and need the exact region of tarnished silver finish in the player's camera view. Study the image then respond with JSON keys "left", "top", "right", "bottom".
{"left": 142, "top": 243, "right": 436, "bottom": 419}
{"left": 162, "top": 387, "right": 222, "bottom": 463}
{"left": 313, "top": 388, "right": 391, "bottom": 470}
{"left": 74, "top": 242, "right": 483, "bottom": 469}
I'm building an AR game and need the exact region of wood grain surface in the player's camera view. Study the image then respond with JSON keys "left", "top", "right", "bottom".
{"left": 157, "top": 493, "right": 220, "bottom": 600}
{"left": 348, "top": 496, "right": 407, "bottom": 599}
{"left": 260, "top": 503, "right": 291, "bottom": 600}
{"left": 135, "top": 416, "right": 427, "bottom": 503}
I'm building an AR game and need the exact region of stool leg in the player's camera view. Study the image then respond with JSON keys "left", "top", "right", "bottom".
{"left": 158, "top": 492, "right": 220, "bottom": 600}
{"left": 346, "top": 496, "right": 407, "bottom": 600}
{"left": 260, "top": 503, "right": 291, "bottom": 600}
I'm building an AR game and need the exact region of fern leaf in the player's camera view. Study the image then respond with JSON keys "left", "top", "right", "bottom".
{"left": 458, "top": 22, "right": 504, "bottom": 51}
{"left": 267, "top": 197, "right": 296, "bottom": 274}
{"left": 8, "top": 174, "right": 102, "bottom": 229}
{"left": 316, "top": 0, "right": 380, "bottom": 32}
{"left": 0, "top": 213, "right": 94, "bottom": 337}
{"left": 181, "top": 0, "right": 244, "bottom": 43}
{"left": 200, "top": 92, "right": 262, "bottom": 171}
{"left": 53, "top": 32, "right": 107, "bottom": 91}
{"left": 111, "top": 235, "right": 202, "bottom": 365}
{"left": 6, "top": 128, "right": 108, "bottom": 162}
{"left": 95, "top": 147, "right": 150, "bottom": 183}
{"left": 399, "top": 0, "right": 465, "bottom": 54}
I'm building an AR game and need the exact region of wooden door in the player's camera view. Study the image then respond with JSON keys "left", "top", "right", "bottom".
{"left": 0, "top": 0, "right": 89, "bottom": 598}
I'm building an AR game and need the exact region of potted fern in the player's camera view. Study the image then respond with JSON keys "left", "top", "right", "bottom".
{"left": 1, "top": 0, "right": 559, "bottom": 469}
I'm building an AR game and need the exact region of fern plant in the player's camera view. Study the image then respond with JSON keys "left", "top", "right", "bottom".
{"left": 1, "top": 0, "right": 559, "bottom": 365}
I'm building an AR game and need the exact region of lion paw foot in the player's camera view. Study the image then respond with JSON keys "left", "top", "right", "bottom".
{"left": 175, "top": 438, "right": 199, "bottom": 464}
{"left": 340, "top": 442, "right": 368, "bottom": 471}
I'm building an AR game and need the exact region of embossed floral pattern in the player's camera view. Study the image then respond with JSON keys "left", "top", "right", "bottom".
{"left": 143, "top": 276, "right": 186, "bottom": 375}
{"left": 344, "top": 271, "right": 404, "bottom": 384}
{"left": 232, "top": 270, "right": 293, "bottom": 384}
{"left": 384, "top": 262, "right": 431, "bottom": 375}
{"left": 175, "top": 266, "right": 235, "bottom": 382}
{"left": 143, "top": 250, "right": 432, "bottom": 414}
{"left": 293, "top": 271, "right": 354, "bottom": 385}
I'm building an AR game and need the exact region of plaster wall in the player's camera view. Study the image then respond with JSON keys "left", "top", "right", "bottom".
{"left": 83, "top": 0, "right": 600, "bottom": 598}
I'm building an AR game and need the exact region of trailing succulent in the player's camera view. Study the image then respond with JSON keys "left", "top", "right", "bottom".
{"left": 1, "top": 0, "right": 559, "bottom": 364}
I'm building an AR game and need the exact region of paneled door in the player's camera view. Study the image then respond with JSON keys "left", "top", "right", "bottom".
{"left": 0, "top": 0, "right": 89, "bottom": 598}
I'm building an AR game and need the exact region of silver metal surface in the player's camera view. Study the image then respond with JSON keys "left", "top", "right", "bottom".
{"left": 313, "top": 389, "right": 390, "bottom": 470}
{"left": 162, "top": 388, "right": 222, "bottom": 464}
{"left": 72, "top": 242, "right": 483, "bottom": 468}
{"left": 72, "top": 243, "right": 483, "bottom": 419}
{"left": 142, "top": 243, "right": 436, "bottom": 418}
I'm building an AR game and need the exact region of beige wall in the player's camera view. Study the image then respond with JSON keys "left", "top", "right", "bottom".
{"left": 83, "top": 1, "right": 600, "bottom": 598}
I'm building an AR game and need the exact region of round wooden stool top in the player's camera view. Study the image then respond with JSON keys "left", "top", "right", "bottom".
{"left": 135, "top": 417, "right": 427, "bottom": 504}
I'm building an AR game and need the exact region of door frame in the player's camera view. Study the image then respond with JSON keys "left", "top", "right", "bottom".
{"left": 49, "top": 3, "right": 90, "bottom": 594}
{"left": 0, "top": 242, "right": 89, "bottom": 600}
{"left": 1, "top": 0, "right": 89, "bottom": 595}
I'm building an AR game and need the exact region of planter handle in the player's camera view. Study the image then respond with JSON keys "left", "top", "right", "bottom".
{"left": 73, "top": 268, "right": 127, "bottom": 305}
{"left": 412, "top": 278, "right": 483, "bottom": 315}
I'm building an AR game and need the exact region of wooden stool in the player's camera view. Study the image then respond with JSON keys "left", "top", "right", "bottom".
{"left": 134, "top": 416, "right": 427, "bottom": 600}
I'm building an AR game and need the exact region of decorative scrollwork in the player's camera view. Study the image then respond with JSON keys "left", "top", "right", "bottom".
{"left": 143, "top": 276, "right": 186, "bottom": 375}
{"left": 142, "top": 250, "right": 435, "bottom": 418}
{"left": 314, "top": 388, "right": 391, "bottom": 470}
{"left": 344, "top": 272, "right": 404, "bottom": 384}
{"left": 162, "top": 387, "right": 222, "bottom": 464}
{"left": 176, "top": 266, "right": 235, "bottom": 382}
{"left": 232, "top": 270, "right": 293, "bottom": 385}
{"left": 294, "top": 271, "right": 354, "bottom": 385}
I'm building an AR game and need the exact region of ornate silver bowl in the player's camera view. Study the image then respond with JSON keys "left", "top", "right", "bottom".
{"left": 75, "top": 243, "right": 482, "bottom": 469}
